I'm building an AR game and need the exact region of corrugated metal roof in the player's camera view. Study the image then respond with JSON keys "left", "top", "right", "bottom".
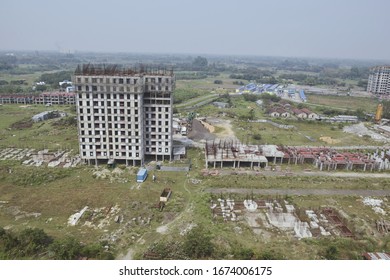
{"left": 363, "top": 252, "right": 390, "bottom": 260}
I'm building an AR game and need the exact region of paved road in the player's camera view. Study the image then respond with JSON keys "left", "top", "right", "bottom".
{"left": 205, "top": 188, "right": 390, "bottom": 196}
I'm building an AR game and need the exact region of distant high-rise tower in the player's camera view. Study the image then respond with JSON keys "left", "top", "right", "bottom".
{"left": 73, "top": 64, "right": 175, "bottom": 166}
{"left": 367, "top": 66, "right": 390, "bottom": 95}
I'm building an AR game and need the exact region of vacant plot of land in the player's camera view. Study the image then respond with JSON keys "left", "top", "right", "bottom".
{"left": 232, "top": 120, "right": 379, "bottom": 146}
{"left": 0, "top": 162, "right": 189, "bottom": 250}
{"left": 306, "top": 93, "right": 378, "bottom": 112}
{"left": 0, "top": 104, "right": 78, "bottom": 151}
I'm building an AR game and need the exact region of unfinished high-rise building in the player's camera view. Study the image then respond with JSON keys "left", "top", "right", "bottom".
{"left": 367, "top": 66, "right": 390, "bottom": 95}
{"left": 73, "top": 64, "right": 175, "bottom": 165}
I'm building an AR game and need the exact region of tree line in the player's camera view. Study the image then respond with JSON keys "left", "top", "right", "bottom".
{"left": 0, "top": 227, "right": 114, "bottom": 260}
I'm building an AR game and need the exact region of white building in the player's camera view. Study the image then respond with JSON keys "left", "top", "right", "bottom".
{"left": 73, "top": 64, "right": 175, "bottom": 166}
{"left": 367, "top": 66, "right": 390, "bottom": 95}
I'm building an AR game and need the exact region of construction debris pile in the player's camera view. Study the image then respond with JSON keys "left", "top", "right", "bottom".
{"left": 67, "top": 204, "right": 121, "bottom": 229}
{"left": 0, "top": 148, "right": 81, "bottom": 168}
{"left": 211, "top": 196, "right": 354, "bottom": 239}
{"left": 362, "top": 197, "right": 387, "bottom": 215}
{"left": 376, "top": 220, "right": 389, "bottom": 234}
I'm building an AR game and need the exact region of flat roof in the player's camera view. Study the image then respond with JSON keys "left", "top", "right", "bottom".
{"left": 74, "top": 64, "right": 174, "bottom": 77}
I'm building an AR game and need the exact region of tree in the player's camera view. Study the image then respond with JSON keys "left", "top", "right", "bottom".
{"left": 357, "top": 79, "right": 368, "bottom": 89}
{"left": 35, "top": 84, "right": 47, "bottom": 91}
{"left": 324, "top": 245, "right": 339, "bottom": 260}
{"left": 248, "top": 108, "right": 255, "bottom": 120}
{"left": 49, "top": 237, "right": 82, "bottom": 260}
{"left": 233, "top": 247, "right": 254, "bottom": 260}
{"left": 183, "top": 226, "right": 214, "bottom": 259}
{"left": 192, "top": 56, "right": 208, "bottom": 70}
{"left": 18, "top": 228, "right": 52, "bottom": 256}
{"left": 0, "top": 228, "right": 19, "bottom": 255}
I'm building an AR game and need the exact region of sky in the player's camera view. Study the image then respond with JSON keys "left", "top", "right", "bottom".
{"left": 1, "top": 0, "right": 389, "bottom": 60}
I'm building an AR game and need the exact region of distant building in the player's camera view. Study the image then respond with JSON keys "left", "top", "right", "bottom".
{"left": 292, "top": 108, "right": 307, "bottom": 119}
{"left": 34, "top": 92, "right": 76, "bottom": 105}
{"left": 255, "top": 100, "right": 263, "bottom": 107}
{"left": 278, "top": 109, "right": 290, "bottom": 118}
{"left": 367, "top": 66, "right": 390, "bottom": 95}
{"left": 268, "top": 108, "right": 290, "bottom": 118}
{"left": 269, "top": 109, "right": 280, "bottom": 118}
{"left": 212, "top": 101, "right": 229, "bottom": 108}
{"left": 59, "top": 80, "right": 73, "bottom": 87}
{"left": 300, "top": 108, "right": 318, "bottom": 119}
{"left": 299, "top": 89, "right": 307, "bottom": 102}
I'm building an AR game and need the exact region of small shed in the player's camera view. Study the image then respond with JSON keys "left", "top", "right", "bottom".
{"left": 136, "top": 168, "right": 148, "bottom": 183}
{"left": 173, "top": 146, "right": 186, "bottom": 160}
{"left": 212, "top": 101, "right": 229, "bottom": 109}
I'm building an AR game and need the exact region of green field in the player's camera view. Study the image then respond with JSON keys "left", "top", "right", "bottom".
{"left": 0, "top": 104, "right": 78, "bottom": 151}
{"left": 306, "top": 93, "right": 378, "bottom": 112}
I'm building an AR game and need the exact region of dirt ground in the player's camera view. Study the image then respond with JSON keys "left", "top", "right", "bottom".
{"left": 187, "top": 119, "right": 216, "bottom": 142}
{"left": 188, "top": 118, "right": 235, "bottom": 143}
{"left": 319, "top": 136, "right": 341, "bottom": 144}
{"left": 343, "top": 123, "right": 388, "bottom": 142}
{"left": 206, "top": 118, "right": 235, "bottom": 138}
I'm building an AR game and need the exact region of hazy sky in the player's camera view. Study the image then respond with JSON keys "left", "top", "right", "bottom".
{"left": 1, "top": 0, "right": 389, "bottom": 60}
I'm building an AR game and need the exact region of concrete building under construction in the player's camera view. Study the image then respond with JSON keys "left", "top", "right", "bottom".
{"left": 73, "top": 64, "right": 175, "bottom": 165}
{"left": 205, "top": 140, "right": 284, "bottom": 169}
{"left": 367, "top": 66, "right": 390, "bottom": 95}
{"left": 205, "top": 140, "right": 390, "bottom": 171}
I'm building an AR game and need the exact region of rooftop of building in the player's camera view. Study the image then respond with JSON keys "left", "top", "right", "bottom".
{"left": 74, "top": 64, "right": 174, "bottom": 77}
{"left": 370, "top": 65, "right": 390, "bottom": 71}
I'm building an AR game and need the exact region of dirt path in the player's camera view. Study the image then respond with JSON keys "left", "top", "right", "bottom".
{"left": 205, "top": 188, "right": 390, "bottom": 196}
{"left": 155, "top": 177, "right": 192, "bottom": 234}
{"left": 118, "top": 176, "right": 193, "bottom": 259}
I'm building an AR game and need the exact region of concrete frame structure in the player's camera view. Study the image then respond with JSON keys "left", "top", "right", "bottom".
{"left": 73, "top": 64, "right": 175, "bottom": 166}
{"left": 205, "top": 141, "right": 285, "bottom": 169}
{"left": 0, "top": 92, "right": 76, "bottom": 105}
{"left": 367, "top": 66, "right": 390, "bottom": 95}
